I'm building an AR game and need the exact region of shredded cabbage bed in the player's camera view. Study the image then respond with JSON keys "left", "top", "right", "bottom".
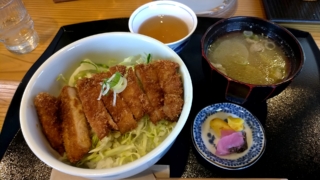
{"left": 59, "top": 54, "right": 176, "bottom": 169}
{"left": 74, "top": 117, "right": 176, "bottom": 169}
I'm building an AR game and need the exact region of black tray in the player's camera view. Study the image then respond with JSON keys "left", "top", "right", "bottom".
{"left": 1, "top": 17, "right": 320, "bottom": 180}
{"left": 263, "top": 0, "right": 320, "bottom": 24}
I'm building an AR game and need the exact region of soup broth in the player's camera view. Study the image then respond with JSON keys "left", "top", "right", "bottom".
{"left": 207, "top": 31, "right": 290, "bottom": 85}
{"left": 138, "top": 15, "right": 189, "bottom": 43}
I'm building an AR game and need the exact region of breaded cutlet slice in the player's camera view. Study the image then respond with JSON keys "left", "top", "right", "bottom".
{"left": 152, "top": 60, "right": 183, "bottom": 95}
{"left": 120, "top": 67, "right": 153, "bottom": 120}
{"left": 60, "top": 86, "right": 91, "bottom": 163}
{"left": 101, "top": 91, "right": 137, "bottom": 134}
{"left": 152, "top": 60, "right": 184, "bottom": 121}
{"left": 77, "top": 78, "right": 118, "bottom": 140}
{"left": 109, "top": 65, "right": 127, "bottom": 75}
{"left": 135, "top": 64, "right": 165, "bottom": 123}
{"left": 94, "top": 65, "right": 141, "bottom": 133}
{"left": 163, "top": 94, "right": 184, "bottom": 121}
{"left": 92, "top": 70, "right": 137, "bottom": 134}
{"left": 34, "top": 92, "right": 64, "bottom": 155}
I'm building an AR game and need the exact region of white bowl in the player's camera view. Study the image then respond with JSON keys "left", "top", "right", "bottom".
{"left": 128, "top": 1, "right": 198, "bottom": 53}
{"left": 20, "top": 32, "right": 193, "bottom": 180}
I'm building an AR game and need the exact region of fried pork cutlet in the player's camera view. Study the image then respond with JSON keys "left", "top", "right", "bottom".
{"left": 101, "top": 91, "right": 137, "bottom": 134}
{"left": 92, "top": 70, "right": 137, "bottom": 134}
{"left": 152, "top": 60, "right": 184, "bottom": 121}
{"left": 77, "top": 78, "right": 118, "bottom": 140}
{"left": 135, "top": 64, "right": 165, "bottom": 123}
{"left": 34, "top": 92, "right": 64, "bottom": 155}
{"left": 120, "top": 67, "right": 153, "bottom": 120}
{"left": 163, "top": 94, "right": 184, "bottom": 121}
{"left": 60, "top": 86, "right": 91, "bottom": 163}
{"left": 152, "top": 60, "right": 183, "bottom": 95}
{"left": 109, "top": 65, "right": 127, "bottom": 75}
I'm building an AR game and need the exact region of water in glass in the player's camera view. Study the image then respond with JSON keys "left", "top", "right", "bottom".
{"left": 0, "top": 0, "right": 39, "bottom": 54}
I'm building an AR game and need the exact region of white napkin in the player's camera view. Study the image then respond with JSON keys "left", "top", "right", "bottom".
{"left": 50, "top": 165, "right": 170, "bottom": 180}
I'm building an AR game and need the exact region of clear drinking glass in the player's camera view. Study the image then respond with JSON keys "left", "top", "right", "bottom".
{"left": 0, "top": 0, "right": 39, "bottom": 54}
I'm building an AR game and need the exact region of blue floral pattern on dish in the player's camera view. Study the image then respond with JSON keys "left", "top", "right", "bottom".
{"left": 192, "top": 103, "right": 266, "bottom": 170}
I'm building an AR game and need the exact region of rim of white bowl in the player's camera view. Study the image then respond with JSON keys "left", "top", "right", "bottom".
{"left": 128, "top": 1, "right": 198, "bottom": 46}
{"left": 20, "top": 32, "right": 193, "bottom": 178}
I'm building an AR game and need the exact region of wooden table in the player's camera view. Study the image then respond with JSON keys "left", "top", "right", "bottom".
{"left": 0, "top": 0, "right": 319, "bottom": 132}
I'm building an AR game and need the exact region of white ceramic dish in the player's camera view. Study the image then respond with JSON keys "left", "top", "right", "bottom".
{"left": 154, "top": 0, "right": 238, "bottom": 18}
{"left": 192, "top": 103, "right": 266, "bottom": 170}
{"left": 20, "top": 32, "right": 193, "bottom": 180}
{"left": 128, "top": 1, "right": 197, "bottom": 53}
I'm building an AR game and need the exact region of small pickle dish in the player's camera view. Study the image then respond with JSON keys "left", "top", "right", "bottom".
{"left": 192, "top": 103, "right": 266, "bottom": 170}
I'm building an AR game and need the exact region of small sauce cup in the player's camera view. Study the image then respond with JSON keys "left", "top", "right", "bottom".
{"left": 129, "top": 1, "right": 198, "bottom": 54}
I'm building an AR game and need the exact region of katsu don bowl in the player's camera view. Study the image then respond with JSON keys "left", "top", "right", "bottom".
{"left": 20, "top": 32, "right": 193, "bottom": 180}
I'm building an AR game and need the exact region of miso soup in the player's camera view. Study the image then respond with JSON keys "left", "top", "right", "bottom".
{"left": 207, "top": 31, "right": 290, "bottom": 85}
{"left": 138, "top": 15, "right": 189, "bottom": 43}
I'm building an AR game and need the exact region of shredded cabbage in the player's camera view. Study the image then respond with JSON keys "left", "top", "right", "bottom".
{"left": 75, "top": 117, "right": 176, "bottom": 169}
{"left": 68, "top": 59, "right": 108, "bottom": 86}
{"left": 118, "top": 53, "right": 151, "bottom": 66}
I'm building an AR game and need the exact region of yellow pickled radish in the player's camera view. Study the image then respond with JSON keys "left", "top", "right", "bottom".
{"left": 210, "top": 118, "right": 233, "bottom": 137}
{"left": 227, "top": 116, "right": 244, "bottom": 131}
